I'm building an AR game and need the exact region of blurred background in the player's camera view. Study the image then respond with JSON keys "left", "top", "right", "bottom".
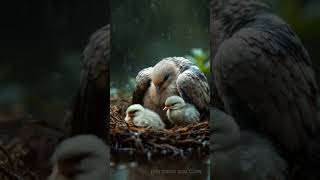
{"left": 0, "top": 1, "right": 108, "bottom": 130}
{"left": 110, "top": 0, "right": 320, "bottom": 99}
{"left": 0, "top": 1, "right": 109, "bottom": 178}
{"left": 111, "top": 0, "right": 211, "bottom": 98}
{"left": 268, "top": 0, "right": 320, "bottom": 66}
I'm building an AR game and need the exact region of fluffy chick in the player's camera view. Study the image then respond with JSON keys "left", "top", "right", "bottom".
{"left": 211, "top": 107, "right": 288, "bottom": 180}
{"left": 125, "top": 104, "right": 165, "bottom": 129}
{"left": 48, "top": 135, "right": 108, "bottom": 180}
{"left": 163, "top": 96, "right": 200, "bottom": 125}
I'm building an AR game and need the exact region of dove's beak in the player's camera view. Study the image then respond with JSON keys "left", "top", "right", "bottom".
{"left": 163, "top": 106, "right": 169, "bottom": 111}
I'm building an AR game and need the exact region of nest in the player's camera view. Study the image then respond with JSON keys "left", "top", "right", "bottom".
{"left": 110, "top": 98, "right": 210, "bottom": 160}
{"left": 0, "top": 145, "right": 39, "bottom": 180}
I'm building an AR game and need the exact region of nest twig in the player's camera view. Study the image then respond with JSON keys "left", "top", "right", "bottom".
{"left": 0, "top": 144, "right": 39, "bottom": 180}
{"left": 110, "top": 98, "right": 210, "bottom": 160}
{"left": 0, "top": 145, "right": 14, "bottom": 170}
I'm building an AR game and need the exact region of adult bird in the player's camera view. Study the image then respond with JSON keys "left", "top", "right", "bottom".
{"left": 71, "top": 25, "right": 109, "bottom": 141}
{"left": 48, "top": 135, "right": 108, "bottom": 180}
{"left": 211, "top": 0, "right": 320, "bottom": 178}
{"left": 132, "top": 57, "right": 209, "bottom": 127}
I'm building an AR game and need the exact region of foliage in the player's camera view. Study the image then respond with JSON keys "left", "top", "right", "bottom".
{"left": 185, "top": 48, "right": 210, "bottom": 75}
{"left": 110, "top": 77, "right": 136, "bottom": 98}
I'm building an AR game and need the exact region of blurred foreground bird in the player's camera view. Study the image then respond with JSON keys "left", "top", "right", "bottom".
{"left": 211, "top": 0, "right": 320, "bottom": 178}
{"left": 211, "top": 107, "right": 288, "bottom": 180}
{"left": 132, "top": 57, "right": 209, "bottom": 127}
{"left": 71, "top": 25, "right": 109, "bottom": 140}
{"left": 48, "top": 135, "right": 108, "bottom": 180}
{"left": 163, "top": 96, "right": 200, "bottom": 125}
{"left": 125, "top": 104, "right": 165, "bottom": 129}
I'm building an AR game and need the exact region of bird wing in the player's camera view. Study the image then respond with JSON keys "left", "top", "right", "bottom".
{"left": 72, "top": 25, "right": 109, "bottom": 140}
{"left": 176, "top": 66, "right": 210, "bottom": 112}
{"left": 132, "top": 67, "right": 153, "bottom": 104}
{"left": 81, "top": 25, "right": 110, "bottom": 83}
{"left": 212, "top": 21, "right": 320, "bottom": 159}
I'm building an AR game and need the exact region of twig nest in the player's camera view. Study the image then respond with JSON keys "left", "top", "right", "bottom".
{"left": 110, "top": 98, "right": 209, "bottom": 160}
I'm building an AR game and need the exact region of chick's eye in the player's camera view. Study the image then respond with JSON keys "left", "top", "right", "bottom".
{"left": 131, "top": 110, "right": 138, "bottom": 113}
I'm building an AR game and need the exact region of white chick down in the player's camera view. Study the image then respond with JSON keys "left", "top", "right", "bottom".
{"left": 125, "top": 104, "right": 165, "bottom": 129}
{"left": 163, "top": 95, "right": 200, "bottom": 125}
{"left": 47, "top": 135, "right": 108, "bottom": 180}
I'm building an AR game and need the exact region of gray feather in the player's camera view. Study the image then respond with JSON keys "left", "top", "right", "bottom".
{"left": 132, "top": 67, "right": 153, "bottom": 104}
{"left": 177, "top": 66, "right": 210, "bottom": 112}
{"left": 211, "top": 0, "right": 320, "bottom": 177}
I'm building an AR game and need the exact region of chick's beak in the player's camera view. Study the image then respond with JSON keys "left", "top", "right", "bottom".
{"left": 163, "top": 106, "right": 169, "bottom": 111}
{"left": 125, "top": 114, "right": 130, "bottom": 122}
{"left": 125, "top": 112, "right": 133, "bottom": 120}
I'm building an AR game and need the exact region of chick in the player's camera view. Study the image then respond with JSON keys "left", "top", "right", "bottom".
{"left": 125, "top": 104, "right": 165, "bottom": 129}
{"left": 48, "top": 135, "right": 108, "bottom": 180}
{"left": 163, "top": 96, "right": 200, "bottom": 125}
{"left": 211, "top": 107, "right": 288, "bottom": 180}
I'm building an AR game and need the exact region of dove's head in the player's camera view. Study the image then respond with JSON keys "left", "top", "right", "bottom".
{"left": 151, "top": 60, "right": 177, "bottom": 97}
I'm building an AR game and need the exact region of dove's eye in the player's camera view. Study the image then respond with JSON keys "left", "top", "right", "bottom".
{"left": 163, "top": 74, "right": 169, "bottom": 81}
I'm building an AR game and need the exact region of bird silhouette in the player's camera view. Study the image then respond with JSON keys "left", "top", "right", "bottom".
{"left": 211, "top": 0, "right": 320, "bottom": 178}
{"left": 48, "top": 135, "right": 108, "bottom": 180}
{"left": 132, "top": 57, "right": 209, "bottom": 127}
{"left": 71, "top": 25, "right": 109, "bottom": 141}
{"left": 211, "top": 107, "right": 288, "bottom": 180}
{"left": 125, "top": 104, "right": 165, "bottom": 129}
{"left": 163, "top": 96, "right": 200, "bottom": 125}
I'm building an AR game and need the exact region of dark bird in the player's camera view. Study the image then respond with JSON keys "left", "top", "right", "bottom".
{"left": 48, "top": 135, "right": 108, "bottom": 180}
{"left": 211, "top": 0, "right": 320, "bottom": 178}
{"left": 132, "top": 57, "right": 209, "bottom": 127}
{"left": 71, "top": 25, "right": 109, "bottom": 141}
{"left": 211, "top": 107, "right": 288, "bottom": 180}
